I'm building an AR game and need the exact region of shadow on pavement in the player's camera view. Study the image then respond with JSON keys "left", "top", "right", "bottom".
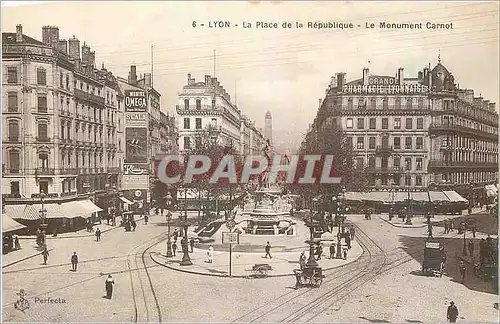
{"left": 398, "top": 235, "right": 496, "bottom": 294}
{"left": 359, "top": 316, "right": 390, "bottom": 323}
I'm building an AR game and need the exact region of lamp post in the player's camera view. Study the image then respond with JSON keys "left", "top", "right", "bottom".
{"left": 462, "top": 220, "right": 468, "bottom": 256}
{"left": 165, "top": 193, "right": 173, "bottom": 258}
{"left": 112, "top": 186, "right": 118, "bottom": 226}
{"left": 39, "top": 191, "right": 47, "bottom": 246}
{"left": 334, "top": 196, "right": 342, "bottom": 259}
{"left": 305, "top": 214, "right": 318, "bottom": 268}
{"left": 405, "top": 190, "right": 413, "bottom": 225}
{"left": 179, "top": 189, "right": 192, "bottom": 266}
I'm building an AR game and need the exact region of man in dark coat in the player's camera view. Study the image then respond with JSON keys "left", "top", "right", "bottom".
{"left": 459, "top": 260, "right": 466, "bottom": 284}
{"left": 95, "top": 228, "right": 102, "bottom": 242}
{"left": 189, "top": 237, "right": 195, "bottom": 253}
{"left": 468, "top": 239, "right": 474, "bottom": 260}
{"left": 345, "top": 234, "right": 352, "bottom": 249}
{"left": 447, "top": 301, "right": 459, "bottom": 322}
{"left": 41, "top": 246, "right": 49, "bottom": 265}
{"left": 171, "top": 241, "right": 177, "bottom": 257}
{"left": 349, "top": 226, "right": 355, "bottom": 241}
{"left": 71, "top": 252, "right": 79, "bottom": 272}
{"left": 105, "top": 274, "right": 115, "bottom": 299}
{"left": 264, "top": 241, "right": 272, "bottom": 258}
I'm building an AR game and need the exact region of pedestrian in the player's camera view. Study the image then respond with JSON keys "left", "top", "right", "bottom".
{"left": 449, "top": 221, "right": 454, "bottom": 233}
{"left": 264, "top": 241, "right": 272, "bottom": 259}
{"left": 299, "top": 251, "right": 306, "bottom": 270}
{"left": 144, "top": 214, "right": 149, "bottom": 224}
{"left": 171, "top": 241, "right": 177, "bottom": 257}
{"left": 343, "top": 248, "right": 348, "bottom": 260}
{"left": 41, "top": 246, "right": 49, "bottom": 265}
{"left": 426, "top": 212, "right": 431, "bottom": 225}
{"left": 208, "top": 245, "right": 214, "bottom": 263}
{"left": 315, "top": 245, "right": 323, "bottom": 260}
{"left": 444, "top": 219, "right": 449, "bottom": 234}
{"left": 173, "top": 229, "right": 178, "bottom": 241}
{"left": 459, "top": 260, "right": 466, "bottom": 284}
{"left": 471, "top": 225, "right": 476, "bottom": 238}
{"left": 95, "top": 228, "right": 101, "bottom": 242}
{"left": 71, "top": 252, "right": 79, "bottom": 272}
{"left": 447, "top": 301, "right": 459, "bottom": 323}
{"left": 105, "top": 274, "right": 115, "bottom": 299}
{"left": 189, "top": 237, "right": 195, "bottom": 253}
{"left": 427, "top": 224, "right": 433, "bottom": 238}
{"left": 349, "top": 226, "right": 355, "bottom": 241}
{"left": 329, "top": 244, "right": 335, "bottom": 259}
{"left": 293, "top": 269, "right": 302, "bottom": 289}
{"left": 468, "top": 239, "right": 474, "bottom": 259}
{"left": 346, "top": 234, "right": 352, "bottom": 249}
{"left": 468, "top": 205, "right": 472, "bottom": 215}
{"left": 13, "top": 234, "right": 20, "bottom": 250}
{"left": 131, "top": 219, "right": 137, "bottom": 231}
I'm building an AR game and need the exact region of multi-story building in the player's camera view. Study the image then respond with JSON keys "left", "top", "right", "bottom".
{"left": 249, "top": 123, "right": 266, "bottom": 155}
{"left": 264, "top": 110, "right": 273, "bottom": 148}
{"left": 159, "top": 111, "right": 177, "bottom": 155}
{"left": 2, "top": 25, "right": 121, "bottom": 231}
{"left": 176, "top": 74, "right": 243, "bottom": 152}
{"left": 307, "top": 60, "right": 498, "bottom": 202}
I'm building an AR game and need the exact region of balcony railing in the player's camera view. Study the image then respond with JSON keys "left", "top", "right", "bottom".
{"left": 375, "top": 145, "right": 393, "bottom": 155}
{"left": 366, "top": 166, "right": 403, "bottom": 174}
{"left": 108, "top": 167, "right": 120, "bottom": 173}
{"left": 4, "top": 137, "right": 20, "bottom": 143}
{"left": 60, "top": 168, "right": 77, "bottom": 175}
{"left": 36, "top": 137, "right": 51, "bottom": 143}
{"left": 74, "top": 88, "right": 105, "bottom": 106}
{"left": 61, "top": 191, "right": 77, "bottom": 197}
{"left": 429, "top": 123, "right": 497, "bottom": 140}
{"left": 35, "top": 168, "right": 55, "bottom": 175}
{"left": 428, "top": 160, "right": 498, "bottom": 169}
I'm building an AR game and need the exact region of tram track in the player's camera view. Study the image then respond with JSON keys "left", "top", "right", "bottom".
{"left": 232, "top": 223, "right": 413, "bottom": 323}
{"left": 126, "top": 231, "right": 168, "bottom": 323}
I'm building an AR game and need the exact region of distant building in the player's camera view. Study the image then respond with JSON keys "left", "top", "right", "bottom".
{"left": 176, "top": 73, "right": 263, "bottom": 154}
{"left": 306, "top": 61, "right": 498, "bottom": 202}
{"left": 265, "top": 110, "right": 273, "bottom": 148}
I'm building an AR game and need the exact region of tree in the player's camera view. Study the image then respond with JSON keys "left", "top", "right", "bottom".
{"left": 290, "top": 123, "right": 369, "bottom": 205}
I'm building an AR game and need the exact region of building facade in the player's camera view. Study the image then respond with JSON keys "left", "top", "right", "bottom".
{"left": 308, "top": 61, "right": 498, "bottom": 202}
{"left": 176, "top": 74, "right": 264, "bottom": 155}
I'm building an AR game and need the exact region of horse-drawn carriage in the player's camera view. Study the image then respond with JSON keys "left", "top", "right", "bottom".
{"left": 422, "top": 240, "right": 445, "bottom": 277}
{"left": 294, "top": 266, "right": 324, "bottom": 288}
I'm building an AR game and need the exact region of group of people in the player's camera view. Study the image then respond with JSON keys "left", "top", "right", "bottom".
{"left": 3, "top": 233, "right": 21, "bottom": 253}
{"left": 167, "top": 229, "right": 196, "bottom": 257}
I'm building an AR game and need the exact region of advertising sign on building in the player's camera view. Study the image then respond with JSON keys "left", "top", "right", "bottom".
{"left": 125, "top": 112, "right": 147, "bottom": 127}
{"left": 124, "top": 90, "right": 147, "bottom": 112}
{"left": 122, "top": 175, "right": 149, "bottom": 190}
{"left": 125, "top": 128, "right": 148, "bottom": 163}
{"left": 123, "top": 163, "right": 149, "bottom": 175}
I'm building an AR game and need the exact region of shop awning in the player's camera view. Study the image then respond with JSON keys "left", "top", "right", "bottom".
{"left": 443, "top": 191, "right": 468, "bottom": 203}
{"left": 2, "top": 214, "right": 27, "bottom": 233}
{"left": 343, "top": 192, "right": 365, "bottom": 202}
{"left": 5, "top": 200, "right": 102, "bottom": 220}
{"left": 410, "top": 192, "right": 430, "bottom": 202}
{"left": 119, "top": 196, "right": 134, "bottom": 205}
{"left": 429, "top": 191, "right": 449, "bottom": 202}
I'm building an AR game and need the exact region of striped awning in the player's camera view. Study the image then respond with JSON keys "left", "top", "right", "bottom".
{"left": 443, "top": 191, "right": 468, "bottom": 203}
{"left": 410, "top": 192, "right": 430, "bottom": 202}
{"left": 5, "top": 200, "right": 103, "bottom": 220}
{"left": 119, "top": 196, "right": 134, "bottom": 205}
{"left": 429, "top": 191, "right": 449, "bottom": 202}
{"left": 2, "top": 214, "right": 27, "bottom": 233}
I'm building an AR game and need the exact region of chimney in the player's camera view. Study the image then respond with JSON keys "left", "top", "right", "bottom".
{"left": 144, "top": 73, "right": 152, "bottom": 87}
{"left": 187, "top": 73, "right": 195, "bottom": 85}
{"left": 42, "top": 26, "right": 59, "bottom": 48}
{"left": 418, "top": 71, "right": 423, "bottom": 79}
{"left": 488, "top": 102, "right": 496, "bottom": 111}
{"left": 15, "top": 24, "right": 23, "bottom": 43}
{"left": 428, "top": 69, "right": 433, "bottom": 88}
{"left": 205, "top": 75, "right": 211, "bottom": 85}
{"left": 68, "top": 36, "right": 80, "bottom": 60}
{"left": 397, "top": 67, "right": 404, "bottom": 85}
{"left": 337, "top": 73, "right": 345, "bottom": 90}
{"left": 483, "top": 100, "right": 490, "bottom": 110}
{"left": 128, "top": 65, "right": 137, "bottom": 85}
{"left": 89, "top": 51, "right": 95, "bottom": 67}
{"left": 58, "top": 39, "right": 67, "bottom": 54}
{"left": 362, "top": 68, "right": 370, "bottom": 85}
{"left": 330, "top": 75, "right": 337, "bottom": 87}
{"left": 81, "top": 42, "right": 91, "bottom": 64}
{"left": 318, "top": 98, "right": 322, "bottom": 108}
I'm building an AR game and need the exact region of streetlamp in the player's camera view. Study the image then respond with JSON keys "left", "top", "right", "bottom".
{"left": 165, "top": 193, "right": 173, "bottom": 258}
{"left": 333, "top": 196, "right": 342, "bottom": 259}
{"left": 305, "top": 213, "right": 318, "bottom": 268}
{"left": 462, "top": 220, "right": 468, "bottom": 256}
{"left": 405, "top": 190, "right": 413, "bottom": 225}
{"left": 111, "top": 186, "right": 118, "bottom": 226}
{"left": 179, "top": 188, "right": 192, "bottom": 266}
{"left": 39, "top": 191, "right": 47, "bottom": 247}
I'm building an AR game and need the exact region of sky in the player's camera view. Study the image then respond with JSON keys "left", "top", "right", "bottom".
{"left": 2, "top": 1, "right": 499, "bottom": 152}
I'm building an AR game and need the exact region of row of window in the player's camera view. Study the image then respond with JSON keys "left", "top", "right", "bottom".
{"left": 357, "top": 156, "right": 424, "bottom": 171}
{"left": 183, "top": 117, "right": 218, "bottom": 130}
{"left": 7, "top": 67, "right": 46, "bottom": 85}
{"left": 347, "top": 136, "right": 424, "bottom": 150}
{"left": 441, "top": 115, "right": 497, "bottom": 135}
{"left": 345, "top": 97, "right": 426, "bottom": 110}
{"left": 441, "top": 136, "right": 498, "bottom": 152}
{"left": 346, "top": 117, "right": 424, "bottom": 130}
{"left": 183, "top": 98, "right": 215, "bottom": 110}
{"left": 372, "top": 175, "right": 424, "bottom": 186}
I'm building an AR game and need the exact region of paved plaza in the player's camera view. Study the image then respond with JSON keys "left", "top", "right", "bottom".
{"left": 2, "top": 210, "right": 498, "bottom": 323}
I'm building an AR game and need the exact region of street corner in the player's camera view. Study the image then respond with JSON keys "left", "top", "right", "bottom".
{"left": 149, "top": 237, "right": 364, "bottom": 279}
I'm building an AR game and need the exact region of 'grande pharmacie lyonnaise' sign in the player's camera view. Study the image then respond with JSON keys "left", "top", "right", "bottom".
{"left": 342, "top": 76, "right": 429, "bottom": 94}
{"left": 124, "top": 90, "right": 147, "bottom": 112}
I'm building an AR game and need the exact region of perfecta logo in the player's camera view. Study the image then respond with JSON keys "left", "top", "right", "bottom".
{"left": 156, "top": 154, "right": 341, "bottom": 185}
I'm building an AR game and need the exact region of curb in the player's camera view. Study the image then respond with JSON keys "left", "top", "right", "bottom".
{"left": 2, "top": 248, "right": 54, "bottom": 269}
{"left": 378, "top": 216, "right": 427, "bottom": 228}
{"left": 149, "top": 246, "right": 364, "bottom": 279}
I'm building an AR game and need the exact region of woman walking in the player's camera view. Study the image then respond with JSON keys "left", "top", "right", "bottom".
{"left": 105, "top": 275, "right": 115, "bottom": 299}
